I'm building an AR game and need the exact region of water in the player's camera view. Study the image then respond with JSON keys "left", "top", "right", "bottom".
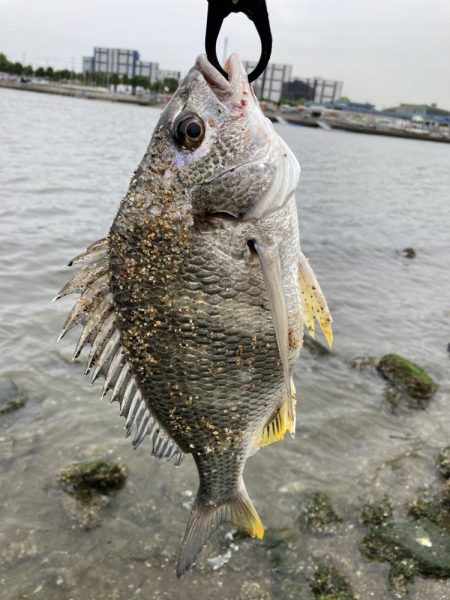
{"left": 1, "top": 87, "right": 449, "bottom": 599}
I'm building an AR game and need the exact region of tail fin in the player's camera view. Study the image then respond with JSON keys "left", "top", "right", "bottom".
{"left": 176, "top": 485, "right": 264, "bottom": 578}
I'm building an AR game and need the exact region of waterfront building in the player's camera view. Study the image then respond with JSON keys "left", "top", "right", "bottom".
{"left": 85, "top": 47, "right": 140, "bottom": 78}
{"left": 243, "top": 61, "right": 292, "bottom": 102}
{"left": 135, "top": 60, "right": 159, "bottom": 84}
{"left": 158, "top": 69, "right": 181, "bottom": 82}
{"left": 82, "top": 47, "right": 178, "bottom": 84}
{"left": 282, "top": 77, "right": 343, "bottom": 104}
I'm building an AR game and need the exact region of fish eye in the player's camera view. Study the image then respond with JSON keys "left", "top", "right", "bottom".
{"left": 173, "top": 112, "right": 205, "bottom": 150}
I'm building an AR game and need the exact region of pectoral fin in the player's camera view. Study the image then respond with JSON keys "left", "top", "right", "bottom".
{"left": 252, "top": 239, "right": 291, "bottom": 400}
{"left": 298, "top": 252, "right": 333, "bottom": 348}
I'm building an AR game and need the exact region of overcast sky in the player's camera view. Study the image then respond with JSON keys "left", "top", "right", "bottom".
{"left": 1, "top": 0, "right": 449, "bottom": 108}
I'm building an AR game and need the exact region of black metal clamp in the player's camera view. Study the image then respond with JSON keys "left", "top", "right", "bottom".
{"left": 205, "top": 0, "right": 272, "bottom": 82}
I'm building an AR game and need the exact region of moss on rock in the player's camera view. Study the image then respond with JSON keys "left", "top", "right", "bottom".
{"left": 408, "top": 497, "right": 442, "bottom": 525}
{"left": 361, "top": 518, "right": 450, "bottom": 579}
{"left": 401, "top": 247, "right": 416, "bottom": 259}
{"left": 438, "top": 447, "right": 450, "bottom": 479}
{"left": 303, "top": 336, "right": 331, "bottom": 356}
{"left": 57, "top": 460, "right": 128, "bottom": 496}
{"left": 377, "top": 354, "right": 437, "bottom": 400}
{"left": 0, "top": 380, "right": 27, "bottom": 415}
{"left": 360, "top": 496, "right": 393, "bottom": 526}
{"left": 309, "top": 564, "right": 355, "bottom": 600}
{"left": 389, "top": 558, "right": 416, "bottom": 597}
{"left": 298, "top": 492, "right": 342, "bottom": 533}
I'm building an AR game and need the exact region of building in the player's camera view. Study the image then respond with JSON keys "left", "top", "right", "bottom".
{"left": 135, "top": 60, "right": 159, "bottom": 84}
{"left": 82, "top": 47, "right": 179, "bottom": 84}
{"left": 281, "top": 79, "right": 315, "bottom": 103}
{"left": 158, "top": 69, "right": 181, "bottom": 83}
{"left": 243, "top": 61, "right": 292, "bottom": 102}
{"left": 85, "top": 47, "right": 140, "bottom": 78}
{"left": 282, "top": 77, "right": 343, "bottom": 104}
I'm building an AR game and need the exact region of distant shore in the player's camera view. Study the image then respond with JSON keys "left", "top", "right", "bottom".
{"left": 2, "top": 79, "right": 450, "bottom": 144}
{"left": 281, "top": 113, "right": 450, "bottom": 144}
{"left": 0, "top": 79, "right": 165, "bottom": 107}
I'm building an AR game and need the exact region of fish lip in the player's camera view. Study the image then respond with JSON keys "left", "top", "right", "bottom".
{"left": 195, "top": 55, "right": 230, "bottom": 94}
{"left": 195, "top": 53, "right": 250, "bottom": 103}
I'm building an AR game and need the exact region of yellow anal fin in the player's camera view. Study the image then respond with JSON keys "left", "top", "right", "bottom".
{"left": 298, "top": 252, "right": 333, "bottom": 348}
{"left": 230, "top": 487, "right": 264, "bottom": 539}
{"left": 257, "top": 380, "right": 296, "bottom": 449}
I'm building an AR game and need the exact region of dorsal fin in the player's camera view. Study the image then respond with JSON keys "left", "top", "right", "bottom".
{"left": 55, "top": 238, "right": 184, "bottom": 465}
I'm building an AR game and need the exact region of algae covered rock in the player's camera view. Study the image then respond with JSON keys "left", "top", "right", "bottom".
{"left": 309, "top": 564, "right": 355, "bottom": 600}
{"left": 361, "top": 518, "right": 450, "bottom": 579}
{"left": 360, "top": 496, "right": 393, "bottom": 526}
{"left": 0, "top": 380, "right": 27, "bottom": 415}
{"left": 298, "top": 491, "right": 342, "bottom": 533}
{"left": 438, "top": 447, "right": 450, "bottom": 479}
{"left": 408, "top": 495, "right": 442, "bottom": 525}
{"left": 377, "top": 354, "right": 437, "bottom": 400}
{"left": 57, "top": 460, "right": 128, "bottom": 495}
{"left": 401, "top": 247, "right": 416, "bottom": 259}
{"left": 303, "top": 335, "right": 331, "bottom": 356}
{"left": 389, "top": 558, "right": 416, "bottom": 597}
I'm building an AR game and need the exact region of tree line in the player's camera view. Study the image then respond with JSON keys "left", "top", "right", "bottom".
{"left": 0, "top": 52, "right": 178, "bottom": 93}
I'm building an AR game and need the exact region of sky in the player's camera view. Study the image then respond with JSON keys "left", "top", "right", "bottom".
{"left": 0, "top": 0, "right": 449, "bottom": 108}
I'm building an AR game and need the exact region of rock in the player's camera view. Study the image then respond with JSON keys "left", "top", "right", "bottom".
{"left": 377, "top": 354, "right": 437, "bottom": 400}
{"left": 57, "top": 460, "right": 128, "bottom": 496}
{"left": 298, "top": 491, "right": 342, "bottom": 533}
{"left": 360, "top": 496, "right": 393, "bottom": 526}
{"left": 438, "top": 447, "right": 450, "bottom": 479}
{"left": 309, "top": 564, "right": 355, "bottom": 600}
{"left": 408, "top": 493, "right": 442, "bottom": 525}
{"left": 239, "top": 581, "right": 270, "bottom": 600}
{"left": 383, "top": 385, "right": 427, "bottom": 412}
{"left": 61, "top": 492, "right": 111, "bottom": 530}
{"left": 303, "top": 335, "right": 331, "bottom": 356}
{"left": 347, "top": 356, "right": 377, "bottom": 370}
{"left": 361, "top": 519, "right": 450, "bottom": 579}
{"left": 389, "top": 558, "right": 416, "bottom": 597}
{"left": 401, "top": 247, "right": 416, "bottom": 259}
{"left": 0, "top": 380, "right": 27, "bottom": 415}
{"left": 440, "top": 480, "right": 450, "bottom": 508}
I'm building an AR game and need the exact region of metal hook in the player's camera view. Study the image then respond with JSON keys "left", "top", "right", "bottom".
{"left": 205, "top": 0, "right": 272, "bottom": 83}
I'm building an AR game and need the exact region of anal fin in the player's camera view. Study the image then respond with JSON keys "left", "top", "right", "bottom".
{"left": 298, "top": 251, "right": 333, "bottom": 348}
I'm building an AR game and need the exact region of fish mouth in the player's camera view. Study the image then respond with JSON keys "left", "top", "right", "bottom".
{"left": 195, "top": 53, "right": 253, "bottom": 105}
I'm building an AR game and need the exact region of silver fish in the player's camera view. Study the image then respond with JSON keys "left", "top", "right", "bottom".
{"left": 56, "top": 54, "right": 332, "bottom": 577}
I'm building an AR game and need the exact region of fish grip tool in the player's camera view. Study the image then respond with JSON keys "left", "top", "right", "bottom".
{"left": 205, "top": 0, "right": 272, "bottom": 82}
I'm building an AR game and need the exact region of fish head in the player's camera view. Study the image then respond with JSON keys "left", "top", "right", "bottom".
{"left": 154, "top": 54, "right": 299, "bottom": 220}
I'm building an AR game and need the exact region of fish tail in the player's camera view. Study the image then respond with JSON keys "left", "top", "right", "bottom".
{"left": 176, "top": 484, "right": 264, "bottom": 578}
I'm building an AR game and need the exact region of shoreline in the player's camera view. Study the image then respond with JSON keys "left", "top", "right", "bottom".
{"left": 0, "top": 79, "right": 165, "bottom": 107}
{"left": 2, "top": 79, "right": 449, "bottom": 144}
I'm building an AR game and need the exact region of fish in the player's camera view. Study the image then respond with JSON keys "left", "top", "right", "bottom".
{"left": 55, "top": 53, "right": 332, "bottom": 577}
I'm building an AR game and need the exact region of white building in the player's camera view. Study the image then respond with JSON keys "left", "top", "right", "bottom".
{"left": 135, "top": 60, "right": 159, "bottom": 84}
{"left": 158, "top": 69, "right": 181, "bottom": 83}
{"left": 82, "top": 47, "right": 179, "bottom": 85}
{"left": 243, "top": 61, "right": 292, "bottom": 102}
